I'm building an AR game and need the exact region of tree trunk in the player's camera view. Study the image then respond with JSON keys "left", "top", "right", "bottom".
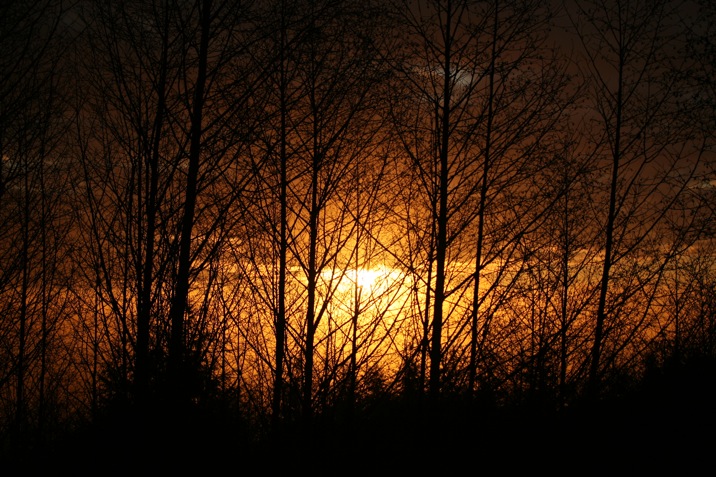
{"left": 272, "top": 1, "right": 289, "bottom": 430}
{"left": 428, "top": 0, "right": 453, "bottom": 401}
{"left": 168, "top": 0, "right": 212, "bottom": 408}
{"left": 588, "top": 51, "right": 623, "bottom": 399}
{"left": 468, "top": 0, "right": 498, "bottom": 395}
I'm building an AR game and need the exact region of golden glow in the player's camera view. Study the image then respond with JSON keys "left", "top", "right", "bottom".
{"left": 325, "top": 265, "right": 405, "bottom": 298}
{"left": 352, "top": 267, "right": 383, "bottom": 292}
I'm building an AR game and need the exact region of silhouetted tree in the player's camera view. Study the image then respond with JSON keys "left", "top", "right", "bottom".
{"left": 74, "top": 0, "right": 261, "bottom": 432}
{"left": 567, "top": 0, "right": 702, "bottom": 398}
{"left": 0, "top": 0, "right": 74, "bottom": 452}
{"left": 387, "top": 0, "right": 572, "bottom": 406}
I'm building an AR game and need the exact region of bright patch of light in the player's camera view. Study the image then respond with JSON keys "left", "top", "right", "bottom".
{"left": 320, "top": 265, "right": 405, "bottom": 299}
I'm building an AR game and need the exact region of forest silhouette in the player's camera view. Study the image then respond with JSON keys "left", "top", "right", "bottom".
{"left": 1, "top": 0, "right": 715, "bottom": 472}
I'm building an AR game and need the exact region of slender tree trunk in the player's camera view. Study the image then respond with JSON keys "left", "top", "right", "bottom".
{"left": 589, "top": 52, "right": 624, "bottom": 398}
{"left": 272, "top": 2, "right": 288, "bottom": 430}
{"left": 303, "top": 150, "right": 320, "bottom": 426}
{"left": 673, "top": 263, "right": 681, "bottom": 364}
{"left": 350, "top": 275, "right": 360, "bottom": 409}
{"left": 428, "top": 0, "right": 452, "bottom": 401}
{"left": 15, "top": 156, "right": 29, "bottom": 438}
{"left": 468, "top": 0, "right": 498, "bottom": 395}
{"left": 420, "top": 245, "right": 433, "bottom": 395}
{"left": 92, "top": 291, "right": 99, "bottom": 418}
{"left": 559, "top": 174, "right": 570, "bottom": 406}
{"left": 349, "top": 166, "right": 362, "bottom": 414}
{"left": 168, "top": 0, "right": 211, "bottom": 406}
{"left": 38, "top": 137, "right": 48, "bottom": 442}
{"left": 136, "top": 1, "right": 170, "bottom": 410}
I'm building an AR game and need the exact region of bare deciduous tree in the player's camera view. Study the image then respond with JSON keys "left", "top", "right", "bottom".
{"left": 567, "top": 0, "right": 703, "bottom": 397}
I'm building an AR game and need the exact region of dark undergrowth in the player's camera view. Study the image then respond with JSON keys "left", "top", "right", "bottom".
{"left": 5, "top": 357, "right": 715, "bottom": 475}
